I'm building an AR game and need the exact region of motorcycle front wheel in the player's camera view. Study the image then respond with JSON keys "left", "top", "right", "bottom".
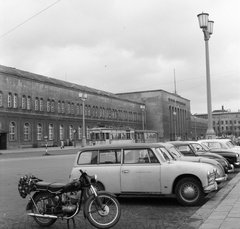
{"left": 85, "top": 193, "right": 121, "bottom": 229}
{"left": 32, "top": 192, "right": 57, "bottom": 227}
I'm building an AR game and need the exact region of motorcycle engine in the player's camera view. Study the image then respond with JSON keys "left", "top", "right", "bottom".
{"left": 61, "top": 192, "right": 80, "bottom": 214}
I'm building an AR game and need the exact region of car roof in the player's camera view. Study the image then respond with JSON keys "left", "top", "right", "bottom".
{"left": 198, "top": 139, "right": 230, "bottom": 143}
{"left": 79, "top": 142, "right": 166, "bottom": 151}
{"left": 166, "top": 141, "right": 197, "bottom": 146}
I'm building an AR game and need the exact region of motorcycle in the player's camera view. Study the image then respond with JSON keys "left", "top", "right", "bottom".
{"left": 18, "top": 170, "right": 121, "bottom": 228}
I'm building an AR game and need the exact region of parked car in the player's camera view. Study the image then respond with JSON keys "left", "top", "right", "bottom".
{"left": 70, "top": 143, "right": 217, "bottom": 206}
{"left": 161, "top": 142, "right": 227, "bottom": 184}
{"left": 198, "top": 139, "right": 240, "bottom": 167}
{"left": 167, "top": 141, "right": 234, "bottom": 173}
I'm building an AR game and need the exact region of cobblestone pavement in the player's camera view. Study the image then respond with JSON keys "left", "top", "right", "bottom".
{"left": 0, "top": 196, "right": 201, "bottom": 229}
{"left": 0, "top": 147, "right": 238, "bottom": 229}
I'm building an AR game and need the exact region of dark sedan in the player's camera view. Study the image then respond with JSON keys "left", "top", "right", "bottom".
{"left": 167, "top": 141, "right": 234, "bottom": 173}
{"left": 198, "top": 139, "right": 240, "bottom": 168}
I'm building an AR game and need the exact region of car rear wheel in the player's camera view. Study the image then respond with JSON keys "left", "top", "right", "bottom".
{"left": 175, "top": 177, "right": 204, "bottom": 206}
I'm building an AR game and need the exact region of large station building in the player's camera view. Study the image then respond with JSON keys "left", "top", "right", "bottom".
{"left": 0, "top": 65, "right": 193, "bottom": 149}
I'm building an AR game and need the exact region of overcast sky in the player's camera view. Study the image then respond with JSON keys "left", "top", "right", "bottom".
{"left": 0, "top": 0, "right": 239, "bottom": 114}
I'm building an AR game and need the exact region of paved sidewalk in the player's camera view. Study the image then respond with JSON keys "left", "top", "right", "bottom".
{"left": 180, "top": 171, "right": 240, "bottom": 229}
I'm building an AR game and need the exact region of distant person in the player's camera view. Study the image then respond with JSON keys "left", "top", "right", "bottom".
{"left": 60, "top": 140, "right": 64, "bottom": 149}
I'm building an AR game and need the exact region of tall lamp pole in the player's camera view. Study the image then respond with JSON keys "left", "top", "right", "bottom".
{"left": 173, "top": 111, "right": 177, "bottom": 140}
{"left": 79, "top": 92, "right": 88, "bottom": 147}
{"left": 140, "top": 105, "right": 145, "bottom": 130}
{"left": 197, "top": 12, "right": 216, "bottom": 139}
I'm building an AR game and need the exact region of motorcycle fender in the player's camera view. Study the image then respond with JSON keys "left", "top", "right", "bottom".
{"left": 26, "top": 192, "right": 40, "bottom": 211}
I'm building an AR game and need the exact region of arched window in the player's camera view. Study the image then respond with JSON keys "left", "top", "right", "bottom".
{"left": 24, "top": 122, "right": 30, "bottom": 141}
{"left": 76, "top": 104, "right": 80, "bottom": 115}
{"left": 35, "top": 97, "right": 39, "bottom": 111}
{"left": 78, "top": 125, "right": 82, "bottom": 140}
{"left": 13, "top": 93, "right": 18, "bottom": 108}
{"left": 67, "top": 103, "right": 71, "bottom": 114}
{"left": 9, "top": 121, "right": 16, "bottom": 141}
{"left": 95, "top": 106, "right": 98, "bottom": 117}
{"left": 40, "top": 98, "right": 43, "bottom": 111}
{"left": 69, "top": 125, "right": 73, "bottom": 140}
{"left": 71, "top": 103, "right": 74, "bottom": 115}
{"left": 80, "top": 104, "right": 83, "bottom": 115}
{"left": 37, "top": 123, "right": 42, "bottom": 140}
{"left": 51, "top": 100, "right": 55, "bottom": 112}
{"left": 47, "top": 99, "right": 51, "bottom": 112}
{"left": 8, "top": 93, "right": 12, "bottom": 108}
{"left": 49, "top": 124, "right": 54, "bottom": 140}
{"left": 22, "top": 95, "right": 26, "bottom": 109}
{"left": 60, "top": 124, "right": 64, "bottom": 140}
{"left": 61, "top": 101, "right": 65, "bottom": 113}
{"left": 58, "top": 101, "right": 61, "bottom": 113}
{"left": 0, "top": 91, "right": 3, "bottom": 107}
{"left": 27, "top": 96, "right": 31, "bottom": 110}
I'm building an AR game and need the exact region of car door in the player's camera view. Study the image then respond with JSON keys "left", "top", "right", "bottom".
{"left": 120, "top": 148, "right": 161, "bottom": 193}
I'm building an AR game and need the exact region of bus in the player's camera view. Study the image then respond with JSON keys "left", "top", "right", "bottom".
{"left": 89, "top": 128, "right": 158, "bottom": 145}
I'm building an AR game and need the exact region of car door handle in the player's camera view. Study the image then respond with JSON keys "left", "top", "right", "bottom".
{"left": 122, "top": 170, "right": 129, "bottom": 173}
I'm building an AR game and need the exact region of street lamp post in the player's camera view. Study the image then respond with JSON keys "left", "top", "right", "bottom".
{"left": 194, "top": 116, "right": 197, "bottom": 140}
{"left": 79, "top": 92, "right": 88, "bottom": 147}
{"left": 197, "top": 12, "right": 216, "bottom": 139}
{"left": 140, "top": 105, "right": 145, "bottom": 130}
{"left": 173, "top": 111, "right": 177, "bottom": 140}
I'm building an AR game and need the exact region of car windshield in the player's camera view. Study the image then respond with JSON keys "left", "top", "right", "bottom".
{"left": 155, "top": 147, "right": 172, "bottom": 162}
{"left": 168, "top": 146, "right": 182, "bottom": 158}
{"left": 191, "top": 143, "right": 207, "bottom": 152}
{"left": 226, "top": 141, "right": 235, "bottom": 148}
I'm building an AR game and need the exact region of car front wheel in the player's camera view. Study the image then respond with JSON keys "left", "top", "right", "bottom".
{"left": 175, "top": 177, "right": 204, "bottom": 206}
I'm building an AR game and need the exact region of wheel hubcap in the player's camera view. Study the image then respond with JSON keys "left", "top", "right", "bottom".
{"left": 98, "top": 205, "right": 109, "bottom": 216}
{"left": 182, "top": 184, "right": 197, "bottom": 200}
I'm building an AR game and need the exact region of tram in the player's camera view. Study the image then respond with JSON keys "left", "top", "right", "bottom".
{"left": 89, "top": 128, "right": 158, "bottom": 145}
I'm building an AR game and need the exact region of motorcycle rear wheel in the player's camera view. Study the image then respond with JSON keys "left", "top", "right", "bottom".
{"left": 85, "top": 193, "right": 121, "bottom": 229}
{"left": 32, "top": 192, "right": 57, "bottom": 227}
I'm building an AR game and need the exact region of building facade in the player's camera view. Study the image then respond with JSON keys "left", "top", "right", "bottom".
{"left": 0, "top": 65, "right": 143, "bottom": 149}
{"left": 117, "top": 90, "right": 191, "bottom": 141}
{"left": 195, "top": 107, "right": 240, "bottom": 138}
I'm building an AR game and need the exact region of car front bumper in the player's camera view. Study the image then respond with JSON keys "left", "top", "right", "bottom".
{"left": 215, "top": 174, "right": 228, "bottom": 183}
{"left": 203, "top": 181, "right": 218, "bottom": 193}
{"left": 228, "top": 164, "right": 235, "bottom": 173}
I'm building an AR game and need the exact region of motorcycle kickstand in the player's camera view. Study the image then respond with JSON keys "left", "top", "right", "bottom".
{"left": 67, "top": 217, "right": 76, "bottom": 228}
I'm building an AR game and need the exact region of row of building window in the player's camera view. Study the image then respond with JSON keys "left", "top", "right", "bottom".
{"left": 0, "top": 91, "right": 142, "bottom": 122}
{"left": 9, "top": 121, "right": 90, "bottom": 142}
{"left": 213, "top": 120, "right": 240, "bottom": 125}
{"left": 214, "top": 126, "right": 240, "bottom": 132}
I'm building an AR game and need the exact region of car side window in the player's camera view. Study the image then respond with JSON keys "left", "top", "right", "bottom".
{"left": 78, "top": 151, "right": 98, "bottom": 164}
{"left": 99, "top": 149, "right": 121, "bottom": 164}
{"left": 123, "top": 148, "right": 158, "bottom": 164}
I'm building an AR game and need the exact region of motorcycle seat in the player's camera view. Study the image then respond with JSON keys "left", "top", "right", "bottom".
{"left": 35, "top": 182, "right": 66, "bottom": 193}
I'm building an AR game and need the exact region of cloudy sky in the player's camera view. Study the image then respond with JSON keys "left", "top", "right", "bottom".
{"left": 0, "top": 0, "right": 239, "bottom": 114}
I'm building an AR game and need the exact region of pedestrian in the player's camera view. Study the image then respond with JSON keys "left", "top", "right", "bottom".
{"left": 60, "top": 140, "right": 64, "bottom": 149}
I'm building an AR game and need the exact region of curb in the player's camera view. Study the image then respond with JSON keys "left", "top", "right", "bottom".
{"left": 179, "top": 172, "right": 240, "bottom": 229}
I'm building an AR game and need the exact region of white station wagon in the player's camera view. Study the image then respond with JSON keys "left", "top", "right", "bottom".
{"left": 69, "top": 143, "right": 217, "bottom": 206}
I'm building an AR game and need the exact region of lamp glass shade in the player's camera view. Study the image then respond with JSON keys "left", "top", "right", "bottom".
{"left": 79, "top": 92, "right": 83, "bottom": 98}
{"left": 208, "top": 21, "right": 214, "bottom": 35}
{"left": 197, "top": 13, "right": 209, "bottom": 28}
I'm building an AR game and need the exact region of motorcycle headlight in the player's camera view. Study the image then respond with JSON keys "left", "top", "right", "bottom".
{"left": 90, "top": 175, "right": 97, "bottom": 183}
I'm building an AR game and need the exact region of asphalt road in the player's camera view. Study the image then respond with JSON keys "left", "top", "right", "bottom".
{"left": 0, "top": 149, "right": 238, "bottom": 229}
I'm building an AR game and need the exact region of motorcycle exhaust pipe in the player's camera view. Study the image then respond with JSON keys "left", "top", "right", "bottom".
{"left": 27, "top": 213, "right": 58, "bottom": 219}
